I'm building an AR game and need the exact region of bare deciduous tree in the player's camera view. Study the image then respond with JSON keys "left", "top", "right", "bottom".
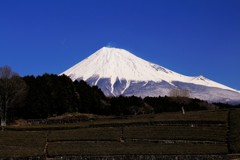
{"left": 0, "top": 66, "right": 27, "bottom": 128}
{"left": 168, "top": 88, "right": 190, "bottom": 98}
{"left": 169, "top": 88, "right": 190, "bottom": 115}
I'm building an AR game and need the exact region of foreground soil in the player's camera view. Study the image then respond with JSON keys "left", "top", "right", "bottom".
{"left": 0, "top": 109, "right": 240, "bottom": 159}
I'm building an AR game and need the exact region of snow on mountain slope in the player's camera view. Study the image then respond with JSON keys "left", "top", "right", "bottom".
{"left": 61, "top": 47, "right": 237, "bottom": 93}
{"left": 62, "top": 47, "right": 175, "bottom": 83}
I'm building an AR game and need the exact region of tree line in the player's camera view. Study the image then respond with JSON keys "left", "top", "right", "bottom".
{"left": 1, "top": 66, "right": 238, "bottom": 126}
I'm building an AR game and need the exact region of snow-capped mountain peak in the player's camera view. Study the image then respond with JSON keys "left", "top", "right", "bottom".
{"left": 61, "top": 47, "right": 240, "bottom": 103}
{"left": 62, "top": 47, "right": 167, "bottom": 83}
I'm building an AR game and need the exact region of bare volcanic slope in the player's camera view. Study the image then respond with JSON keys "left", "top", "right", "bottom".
{"left": 61, "top": 47, "right": 240, "bottom": 103}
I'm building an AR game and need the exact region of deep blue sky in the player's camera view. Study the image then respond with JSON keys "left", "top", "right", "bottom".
{"left": 0, "top": 0, "right": 240, "bottom": 90}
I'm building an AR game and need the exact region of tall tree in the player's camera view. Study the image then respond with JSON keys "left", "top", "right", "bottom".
{"left": 0, "top": 66, "right": 27, "bottom": 127}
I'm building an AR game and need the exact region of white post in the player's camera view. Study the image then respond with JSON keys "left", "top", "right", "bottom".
{"left": 181, "top": 106, "right": 185, "bottom": 115}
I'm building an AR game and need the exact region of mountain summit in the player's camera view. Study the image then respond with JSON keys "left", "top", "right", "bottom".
{"left": 61, "top": 47, "right": 240, "bottom": 103}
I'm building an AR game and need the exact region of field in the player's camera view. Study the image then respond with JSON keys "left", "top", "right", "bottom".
{"left": 0, "top": 109, "right": 240, "bottom": 159}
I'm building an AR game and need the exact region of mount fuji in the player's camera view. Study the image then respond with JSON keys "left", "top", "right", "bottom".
{"left": 61, "top": 47, "right": 240, "bottom": 103}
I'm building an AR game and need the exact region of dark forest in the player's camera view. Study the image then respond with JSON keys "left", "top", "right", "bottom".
{"left": 2, "top": 74, "right": 236, "bottom": 122}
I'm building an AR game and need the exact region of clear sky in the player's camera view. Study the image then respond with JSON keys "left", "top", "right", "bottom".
{"left": 0, "top": 0, "right": 240, "bottom": 90}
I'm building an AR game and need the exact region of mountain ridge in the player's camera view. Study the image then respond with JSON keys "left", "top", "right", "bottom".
{"left": 61, "top": 47, "right": 240, "bottom": 103}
